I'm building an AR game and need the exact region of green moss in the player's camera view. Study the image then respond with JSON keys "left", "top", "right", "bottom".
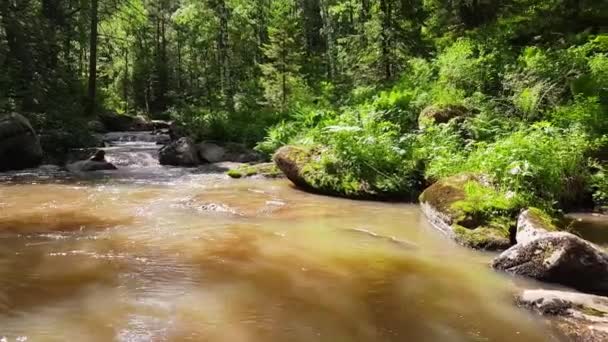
{"left": 227, "top": 163, "right": 282, "bottom": 179}
{"left": 227, "top": 169, "right": 244, "bottom": 178}
{"left": 453, "top": 225, "right": 511, "bottom": 250}
{"left": 420, "top": 173, "right": 521, "bottom": 250}
{"left": 527, "top": 207, "right": 559, "bottom": 232}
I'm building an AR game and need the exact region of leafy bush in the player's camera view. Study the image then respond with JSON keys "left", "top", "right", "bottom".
{"left": 590, "top": 162, "right": 608, "bottom": 211}
{"left": 296, "top": 121, "right": 422, "bottom": 198}
{"left": 462, "top": 124, "right": 592, "bottom": 208}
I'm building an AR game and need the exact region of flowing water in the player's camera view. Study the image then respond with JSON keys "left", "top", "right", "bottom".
{"left": 0, "top": 133, "right": 564, "bottom": 341}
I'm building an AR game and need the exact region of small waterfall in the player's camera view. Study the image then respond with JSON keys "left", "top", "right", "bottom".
{"left": 102, "top": 132, "right": 169, "bottom": 168}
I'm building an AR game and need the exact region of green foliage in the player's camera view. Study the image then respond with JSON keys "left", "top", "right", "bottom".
{"left": 462, "top": 124, "right": 591, "bottom": 208}
{"left": 590, "top": 162, "right": 608, "bottom": 211}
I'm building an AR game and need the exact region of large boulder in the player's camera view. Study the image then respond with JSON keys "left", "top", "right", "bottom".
{"left": 67, "top": 150, "right": 117, "bottom": 172}
{"left": 493, "top": 218, "right": 608, "bottom": 295}
{"left": 274, "top": 145, "right": 421, "bottom": 200}
{"left": 419, "top": 173, "right": 516, "bottom": 250}
{"left": 517, "top": 289, "right": 608, "bottom": 342}
{"left": 159, "top": 137, "right": 201, "bottom": 166}
{"left": 198, "top": 142, "right": 227, "bottom": 163}
{"left": 418, "top": 105, "right": 469, "bottom": 129}
{"left": 0, "top": 113, "right": 43, "bottom": 171}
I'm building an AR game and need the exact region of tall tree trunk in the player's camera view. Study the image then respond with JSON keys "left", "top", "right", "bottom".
{"left": 86, "top": 0, "right": 99, "bottom": 115}
{"left": 216, "top": 0, "right": 234, "bottom": 111}
{"left": 379, "top": 0, "right": 393, "bottom": 81}
{"left": 320, "top": 0, "right": 336, "bottom": 81}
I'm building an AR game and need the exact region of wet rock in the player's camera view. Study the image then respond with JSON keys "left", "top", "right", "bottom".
{"left": 493, "top": 230, "right": 608, "bottom": 295}
{"left": 159, "top": 137, "right": 201, "bottom": 166}
{"left": 227, "top": 162, "right": 283, "bottom": 179}
{"left": 0, "top": 113, "right": 43, "bottom": 171}
{"left": 418, "top": 105, "right": 469, "bottom": 129}
{"left": 198, "top": 142, "right": 226, "bottom": 163}
{"left": 517, "top": 289, "right": 608, "bottom": 342}
{"left": 419, "top": 173, "right": 514, "bottom": 250}
{"left": 67, "top": 150, "right": 118, "bottom": 172}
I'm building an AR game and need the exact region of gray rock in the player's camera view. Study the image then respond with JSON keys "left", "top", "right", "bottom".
{"left": 517, "top": 208, "right": 558, "bottom": 244}
{"left": 0, "top": 113, "right": 43, "bottom": 171}
{"left": 198, "top": 142, "right": 226, "bottom": 163}
{"left": 493, "top": 231, "right": 608, "bottom": 295}
{"left": 159, "top": 137, "right": 201, "bottom": 166}
{"left": 517, "top": 289, "right": 608, "bottom": 342}
{"left": 67, "top": 150, "right": 117, "bottom": 172}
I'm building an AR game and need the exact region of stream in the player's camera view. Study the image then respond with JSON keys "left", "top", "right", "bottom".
{"left": 0, "top": 132, "right": 566, "bottom": 341}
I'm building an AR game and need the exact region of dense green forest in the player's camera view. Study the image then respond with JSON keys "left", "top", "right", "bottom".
{"left": 1, "top": 0, "right": 607, "bottom": 213}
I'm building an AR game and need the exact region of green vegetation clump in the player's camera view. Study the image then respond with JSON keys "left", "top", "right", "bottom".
{"left": 420, "top": 173, "right": 517, "bottom": 250}
{"left": 227, "top": 163, "right": 282, "bottom": 179}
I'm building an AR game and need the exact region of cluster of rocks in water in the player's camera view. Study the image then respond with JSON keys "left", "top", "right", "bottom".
{"left": 158, "top": 137, "right": 265, "bottom": 167}
{"left": 0, "top": 111, "right": 268, "bottom": 175}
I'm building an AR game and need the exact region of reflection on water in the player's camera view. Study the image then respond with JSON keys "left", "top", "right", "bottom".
{"left": 0, "top": 135, "right": 562, "bottom": 341}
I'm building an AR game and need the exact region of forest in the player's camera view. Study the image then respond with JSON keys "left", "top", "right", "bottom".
{"left": 2, "top": 1, "right": 608, "bottom": 339}
{"left": 1, "top": 0, "right": 607, "bottom": 213}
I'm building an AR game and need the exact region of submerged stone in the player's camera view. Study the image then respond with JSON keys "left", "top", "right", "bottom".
{"left": 227, "top": 162, "right": 283, "bottom": 179}
{"left": 517, "top": 289, "right": 608, "bottom": 342}
{"left": 419, "top": 173, "right": 515, "bottom": 250}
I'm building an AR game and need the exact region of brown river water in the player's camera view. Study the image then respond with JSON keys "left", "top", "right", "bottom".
{"left": 0, "top": 134, "right": 565, "bottom": 341}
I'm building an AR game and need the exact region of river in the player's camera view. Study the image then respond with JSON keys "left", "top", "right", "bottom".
{"left": 0, "top": 132, "right": 565, "bottom": 341}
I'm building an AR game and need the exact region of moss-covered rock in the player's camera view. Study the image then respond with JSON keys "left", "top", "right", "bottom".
{"left": 419, "top": 173, "right": 517, "bottom": 250}
{"left": 227, "top": 163, "right": 283, "bottom": 179}
{"left": 273, "top": 145, "right": 421, "bottom": 200}
{"left": 516, "top": 208, "right": 558, "bottom": 244}
{"left": 418, "top": 104, "right": 470, "bottom": 129}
